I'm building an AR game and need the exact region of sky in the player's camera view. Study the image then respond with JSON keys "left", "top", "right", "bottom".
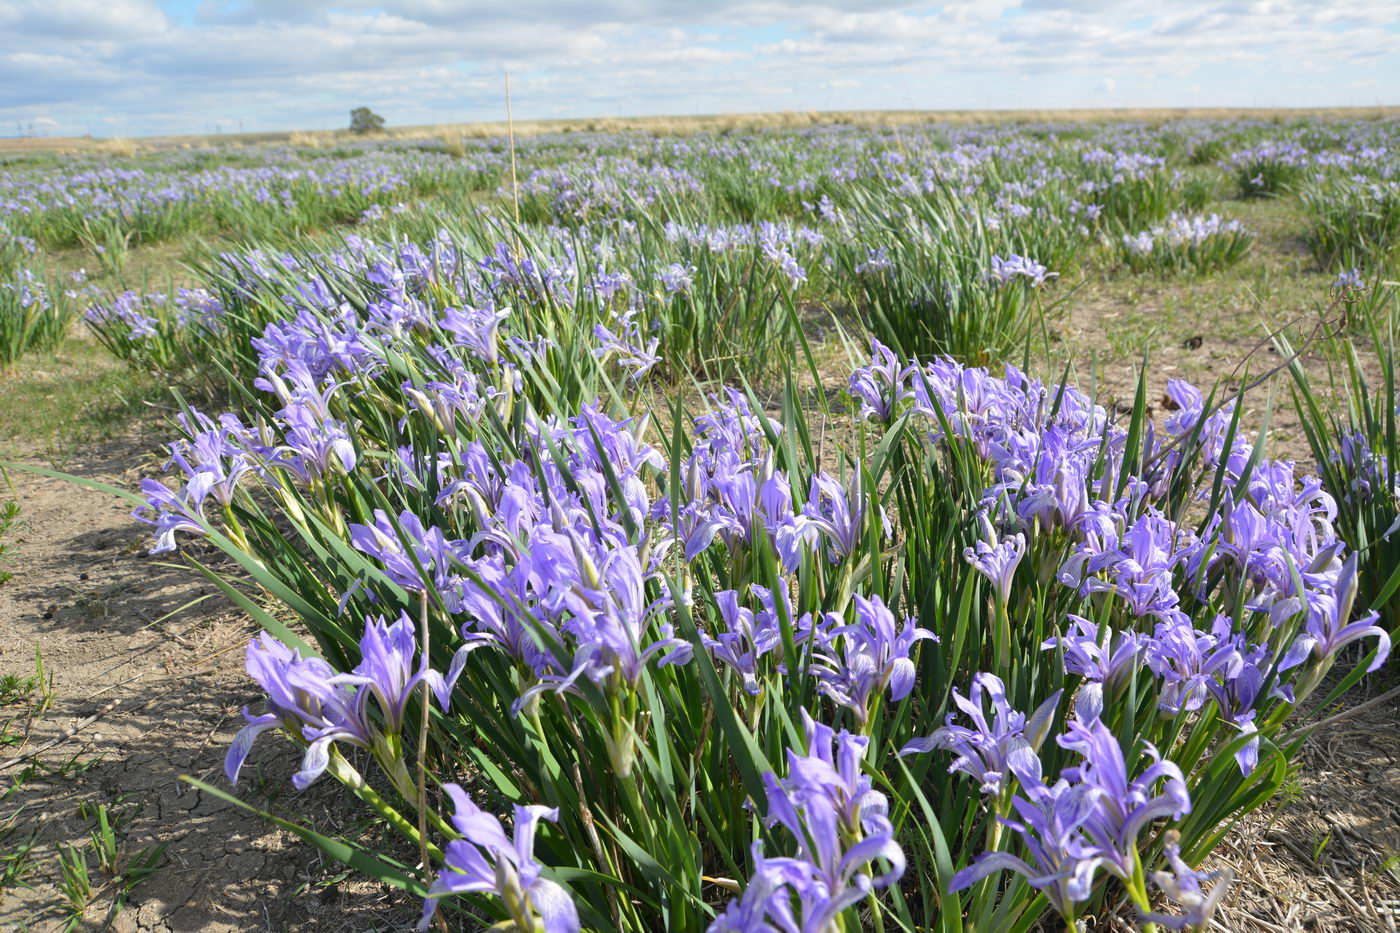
{"left": 3, "top": 0, "right": 1399, "bottom": 138}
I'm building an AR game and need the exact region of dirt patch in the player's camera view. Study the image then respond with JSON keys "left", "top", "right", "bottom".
{"left": 0, "top": 428, "right": 415, "bottom": 931}
{"left": 1207, "top": 684, "right": 1400, "bottom": 933}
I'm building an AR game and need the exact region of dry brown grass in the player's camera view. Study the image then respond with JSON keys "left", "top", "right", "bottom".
{"left": 370, "top": 105, "right": 1400, "bottom": 141}
{"left": 92, "top": 137, "right": 139, "bottom": 157}
{"left": 287, "top": 130, "right": 325, "bottom": 148}
{"left": 5, "top": 105, "right": 1396, "bottom": 154}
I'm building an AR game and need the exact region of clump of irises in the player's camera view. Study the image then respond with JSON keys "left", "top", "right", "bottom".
{"left": 126, "top": 323, "right": 1388, "bottom": 933}
{"left": 1119, "top": 212, "right": 1253, "bottom": 274}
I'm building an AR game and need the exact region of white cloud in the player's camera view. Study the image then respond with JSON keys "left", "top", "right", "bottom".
{"left": 2, "top": 0, "right": 1397, "bottom": 136}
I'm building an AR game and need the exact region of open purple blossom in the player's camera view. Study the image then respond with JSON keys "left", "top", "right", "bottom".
{"left": 133, "top": 476, "right": 214, "bottom": 554}
{"left": 662, "top": 399, "right": 815, "bottom": 572}
{"left": 420, "top": 783, "right": 579, "bottom": 933}
{"left": 165, "top": 409, "right": 255, "bottom": 507}
{"left": 349, "top": 509, "right": 468, "bottom": 607}
{"left": 1044, "top": 615, "right": 1146, "bottom": 693}
{"left": 1145, "top": 619, "right": 1245, "bottom": 717}
{"left": 592, "top": 308, "right": 660, "bottom": 382}
{"left": 356, "top": 612, "right": 473, "bottom": 733}
{"left": 715, "top": 711, "right": 903, "bottom": 931}
{"left": 550, "top": 530, "right": 692, "bottom": 688}
{"left": 274, "top": 398, "right": 357, "bottom": 482}
{"left": 456, "top": 551, "right": 560, "bottom": 675}
{"left": 810, "top": 594, "right": 935, "bottom": 724}
{"left": 949, "top": 778, "right": 1105, "bottom": 920}
{"left": 705, "top": 843, "right": 807, "bottom": 933}
{"left": 225, "top": 633, "right": 375, "bottom": 791}
{"left": 901, "top": 674, "right": 1061, "bottom": 796}
{"left": 1280, "top": 552, "right": 1391, "bottom": 676}
{"left": 1331, "top": 268, "right": 1365, "bottom": 291}
{"left": 985, "top": 254, "right": 1056, "bottom": 288}
{"left": 1082, "top": 510, "right": 1195, "bottom": 625}
{"left": 801, "top": 467, "right": 890, "bottom": 562}
{"left": 657, "top": 262, "right": 696, "bottom": 294}
{"left": 132, "top": 409, "right": 258, "bottom": 553}
{"left": 950, "top": 716, "right": 1191, "bottom": 924}
{"left": 1055, "top": 717, "right": 1192, "bottom": 881}
{"left": 700, "top": 589, "right": 784, "bottom": 696}
{"left": 402, "top": 373, "right": 498, "bottom": 431}
{"left": 1162, "top": 380, "right": 1204, "bottom": 437}
{"left": 1202, "top": 637, "right": 1266, "bottom": 775}
{"left": 227, "top": 614, "right": 470, "bottom": 795}
{"left": 848, "top": 339, "right": 909, "bottom": 423}
{"left": 441, "top": 305, "right": 510, "bottom": 365}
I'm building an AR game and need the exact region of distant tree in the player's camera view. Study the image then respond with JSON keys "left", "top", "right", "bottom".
{"left": 349, "top": 107, "right": 386, "bottom": 135}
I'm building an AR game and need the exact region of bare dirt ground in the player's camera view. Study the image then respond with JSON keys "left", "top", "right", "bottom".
{"left": 1207, "top": 694, "right": 1400, "bottom": 933}
{"left": 0, "top": 427, "right": 414, "bottom": 932}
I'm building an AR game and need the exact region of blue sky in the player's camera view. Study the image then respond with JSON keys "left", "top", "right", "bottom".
{"left": 2, "top": 0, "right": 1398, "bottom": 138}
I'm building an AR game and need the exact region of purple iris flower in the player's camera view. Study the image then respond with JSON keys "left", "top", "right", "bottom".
{"left": 441, "top": 305, "right": 510, "bottom": 365}
{"left": 225, "top": 633, "right": 375, "bottom": 791}
{"left": 810, "top": 594, "right": 936, "bottom": 724}
{"left": 949, "top": 778, "right": 1105, "bottom": 920}
{"left": 1279, "top": 552, "right": 1391, "bottom": 675}
{"left": 700, "top": 589, "right": 784, "bottom": 696}
{"left": 848, "top": 339, "right": 909, "bottom": 424}
{"left": 1202, "top": 644, "right": 1265, "bottom": 775}
{"left": 1162, "top": 379, "right": 1204, "bottom": 437}
{"left": 512, "top": 528, "right": 690, "bottom": 721}
{"left": 402, "top": 374, "right": 497, "bottom": 431}
{"left": 1056, "top": 718, "right": 1192, "bottom": 881}
{"left": 419, "top": 783, "right": 579, "bottom": 933}
{"left": 1331, "top": 268, "right": 1365, "bottom": 291}
{"left": 357, "top": 612, "right": 473, "bottom": 733}
{"left": 554, "top": 533, "right": 692, "bottom": 685}
{"left": 275, "top": 399, "right": 357, "bottom": 482}
{"left": 667, "top": 499, "right": 729, "bottom": 562}
{"left": 1141, "top": 835, "right": 1232, "bottom": 932}
{"left": 133, "top": 476, "right": 213, "bottom": 554}
{"left": 802, "top": 468, "right": 891, "bottom": 563}
{"left": 1084, "top": 510, "right": 1194, "bottom": 624}
{"left": 716, "top": 711, "right": 903, "bottom": 931}
{"left": 1044, "top": 615, "right": 1146, "bottom": 691}
{"left": 901, "top": 674, "right": 1061, "bottom": 796}
{"left": 456, "top": 552, "right": 559, "bottom": 675}
{"left": 165, "top": 409, "right": 255, "bottom": 507}
{"left": 1145, "top": 620, "right": 1244, "bottom": 716}
{"left": 349, "top": 509, "right": 467, "bottom": 606}
{"left": 985, "top": 254, "right": 1056, "bottom": 288}
{"left": 132, "top": 408, "right": 257, "bottom": 553}
{"left": 705, "top": 843, "right": 800, "bottom": 933}
{"left": 657, "top": 262, "right": 695, "bottom": 294}
{"left": 227, "top": 614, "right": 470, "bottom": 794}
{"left": 593, "top": 309, "right": 660, "bottom": 382}
{"left": 963, "top": 513, "right": 1026, "bottom": 605}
